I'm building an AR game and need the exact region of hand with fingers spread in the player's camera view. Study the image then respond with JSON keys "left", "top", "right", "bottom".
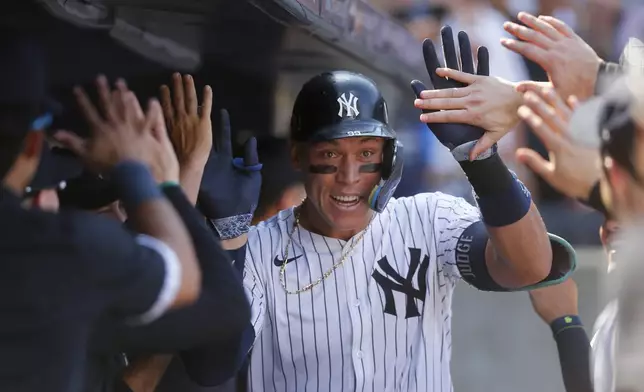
{"left": 411, "top": 26, "right": 500, "bottom": 161}
{"left": 197, "top": 109, "right": 262, "bottom": 240}
{"left": 160, "top": 73, "right": 213, "bottom": 168}
{"left": 55, "top": 75, "right": 179, "bottom": 183}
{"left": 501, "top": 12, "right": 602, "bottom": 101}
{"left": 414, "top": 67, "right": 522, "bottom": 140}
{"left": 515, "top": 83, "right": 601, "bottom": 200}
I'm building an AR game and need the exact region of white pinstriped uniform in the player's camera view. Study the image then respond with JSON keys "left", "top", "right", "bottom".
{"left": 243, "top": 192, "right": 481, "bottom": 392}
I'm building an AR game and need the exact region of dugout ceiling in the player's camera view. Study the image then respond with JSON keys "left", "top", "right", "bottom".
{"left": 1, "top": 0, "right": 427, "bottom": 140}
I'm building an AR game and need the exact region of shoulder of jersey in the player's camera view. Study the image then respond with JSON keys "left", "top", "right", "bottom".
{"left": 248, "top": 207, "right": 295, "bottom": 242}
{"left": 385, "top": 191, "right": 452, "bottom": 212}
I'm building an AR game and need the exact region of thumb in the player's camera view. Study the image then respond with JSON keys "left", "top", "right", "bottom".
{"left": 469, "top": 133, "right": 497, "bottom": 160}
{"left": 516, "top": 148, "right": 552, "bottom": 181}
{"left": 145, "top": 99, "right": 167, "bottom": 141}
{"left": 515, "top": 80, "right": 546, "bottom": 94}
{"left": 243, "top": 136, "right": 259, "bottom": 166}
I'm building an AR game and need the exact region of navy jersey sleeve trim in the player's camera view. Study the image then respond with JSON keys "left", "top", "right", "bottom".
{"left": 455, "top": 221, "right": 577, "bottom": 292}
{"left": 454, "top": 220, "right": 506, "bottom": 291}
{"left": 126, "top": 234, "right": 181, "bottom": 325}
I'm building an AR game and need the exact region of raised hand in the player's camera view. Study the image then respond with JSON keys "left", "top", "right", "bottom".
{"left": 160, "top": 73, "right": 213, "bottom": 168}
{"left": 502, "top": 12, "right": 602, "bottom": 101}
{"left": 411, "top": 26, "right": 498, "bottom": 161}
{"left": 55, "top": 75, "right": 179, "bottom": 183}
{"left": 197, "top": 109, "right": 262, "bottom": 240}
{"left": 515, "top": 83, "right": 601, "bottom": 200}
{"left": 413, "top": 68, "right": 522, "bottom": 149}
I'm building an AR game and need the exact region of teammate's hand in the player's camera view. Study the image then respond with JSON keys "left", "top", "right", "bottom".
{"left": 414, "top": 70, "right": 522, "bottom": 150}
{"left": 515, "top": 83, "right": 601, "bottom": 200}
{"left": 160, "top": 73, "right": 213, "bottom": 169}
{"left": 197, "top": 109, "right": 262, "bottom": 237}
{"left": 411, "top": 26, "right": 496, "bottom": 161}
{"left": 529, "top": 278, "right": 578, "bottom": 325}
{"left": 55, "top": 75, "right": 179, "bottom": 183}
{"left": 501, "top": 12, "right": 602, "bottom": 101}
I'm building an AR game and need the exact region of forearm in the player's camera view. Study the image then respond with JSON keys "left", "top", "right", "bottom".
{"left": 178, "top": 163, "right": 205, "bottom": 206}
{"left": 458, "top": 153, "right": 551, "bottom": 286}
{"left": 485, "top": 203, "right": 551, "bottom": 287}
{"left": 221, "top": 234, "right": 248, "bottom": 250}
{"left": 112, "top": 161, "right": 199, "bottom": 307}
{"left": 115, "top": 187, "right": 250, "bottom": 353}
{"left": 550, "top": 316, "right": 593, "bottom": 392}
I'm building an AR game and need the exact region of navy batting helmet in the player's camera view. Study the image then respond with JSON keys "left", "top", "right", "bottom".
{"left": 290, "top": 71, "right": 404, "bottom": 213}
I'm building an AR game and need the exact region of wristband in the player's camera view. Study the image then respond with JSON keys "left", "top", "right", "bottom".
{"left": 159, "top": 181, "right": 180, "bottom": 189}
{"left": 459, "top": 154, "right": 532, "bottom": 227}
{"left": 111, "top": 161, "right": 163, "bottom": 211}
{"left": 209, "top": 213, "right": 253, "bottom": 240}
{"left": 450, "top": 140, "right": 498, "bottom": 162}
{"left": 550, "top": 315, "right": 584, "bottom": 337}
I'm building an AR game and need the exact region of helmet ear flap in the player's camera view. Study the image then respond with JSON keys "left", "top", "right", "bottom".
{"left": 369, "top": 140, "right": 404, "bottom": 213}
{"left": 381, "top": 139, "right": 395, "bottom": 179}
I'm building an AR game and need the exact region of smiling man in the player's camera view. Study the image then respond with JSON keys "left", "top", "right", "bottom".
{"left": 183, "top": 29, "right": 576, "bottom": 392}
{"left": 235, "top": 62, "right": 578, "bottom": 390}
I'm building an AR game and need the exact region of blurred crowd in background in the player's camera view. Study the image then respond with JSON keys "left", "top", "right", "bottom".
{"left": 290, "top": 0, "right": 643, "bottom": 246}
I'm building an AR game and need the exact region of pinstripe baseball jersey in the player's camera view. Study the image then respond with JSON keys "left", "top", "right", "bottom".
{"left": 243, "top": 192, "right": 481, "bottom": 392}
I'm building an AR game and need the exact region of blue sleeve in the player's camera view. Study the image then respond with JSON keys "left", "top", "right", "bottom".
{"left": 111, "top": 186, "right": 250, "bottom": 354}
{"left": 68, "top": 211, "right": 171, "bottom": 323}
{"left": 178, "top": 244, "right": 254, "bottom": 387}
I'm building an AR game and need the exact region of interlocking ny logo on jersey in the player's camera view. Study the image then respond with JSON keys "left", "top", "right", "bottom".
{"left": 337, "top": 93, "right": 360, "bottom": 117}
{"left": 372, "top": 248, "right": 430, "bottom": 319}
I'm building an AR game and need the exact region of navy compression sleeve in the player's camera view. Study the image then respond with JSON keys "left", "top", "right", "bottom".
{"left": 551, "top": 316, "right": 593, "bottom": 392}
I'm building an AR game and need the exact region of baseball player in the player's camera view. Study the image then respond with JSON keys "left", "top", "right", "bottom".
{"left": 183, "top": 27, "right": 577, "bottom": 392}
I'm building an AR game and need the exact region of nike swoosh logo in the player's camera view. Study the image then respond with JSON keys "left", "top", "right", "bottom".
{"left": 274, "top": 254, "right": 303, "bottom": 267}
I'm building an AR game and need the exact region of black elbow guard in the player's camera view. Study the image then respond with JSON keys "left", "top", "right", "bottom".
{"left": 455, "top": 221, "right": 577, "bottom": 292}
{"left": 454, "top": 221, "right": 506, "bottom": 291}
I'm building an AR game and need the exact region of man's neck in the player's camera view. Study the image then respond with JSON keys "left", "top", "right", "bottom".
{"left": 298, "top": 201, "right": 371, "bottom": 241}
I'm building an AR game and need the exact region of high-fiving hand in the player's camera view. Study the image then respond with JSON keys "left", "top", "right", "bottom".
{"left": 55, "top": 75, "right": 179, "bottom": 184}
{"left": 160, "top": 73, "right": 213, "bottom": 168}
{"left": 411, "top": 26, "right": 498, "bottom": 161}
{"left": 515, "top": 84, "right": 601, "bottom": 200}
{"left": 502, "top": 12, "right": 602, "bottom": 101}
{"left": 197, "top": 109, "right": 262, "bottom": 240}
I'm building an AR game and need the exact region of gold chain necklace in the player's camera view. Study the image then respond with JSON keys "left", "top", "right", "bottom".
{"left": 279, "top": 204, "right": 371, "bottom": 295}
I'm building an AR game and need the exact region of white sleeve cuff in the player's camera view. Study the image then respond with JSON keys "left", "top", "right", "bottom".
{"left": 127, "top": 234, "right": 182, "bottom": 325}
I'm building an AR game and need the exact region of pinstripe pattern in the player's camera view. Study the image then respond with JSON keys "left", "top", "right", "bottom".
{"left": 243, "top": 192, "right": 481, "bottom": 392}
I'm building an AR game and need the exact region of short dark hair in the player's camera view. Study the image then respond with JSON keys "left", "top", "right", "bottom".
{"left": 0, "top": 103, "right": 39, "bottom": 179}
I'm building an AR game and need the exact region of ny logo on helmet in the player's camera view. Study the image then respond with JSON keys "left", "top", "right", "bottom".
{"left": 337, "top": 93, "right": 360, "bottom": 118}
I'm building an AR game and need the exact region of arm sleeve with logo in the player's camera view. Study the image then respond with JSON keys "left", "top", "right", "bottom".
{"left": 68, "top": 212, "right": 180, "bottom": 325}
{"left": 415, "top": 192, "right": 482, "bottom": 281}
